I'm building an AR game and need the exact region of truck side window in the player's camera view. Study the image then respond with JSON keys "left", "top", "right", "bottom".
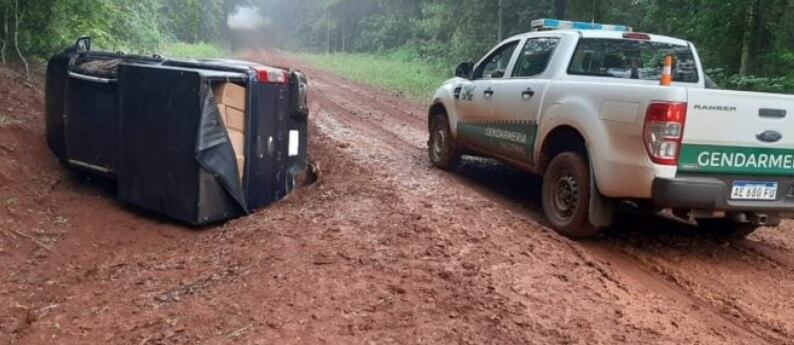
{"left": 473, "top": 41, "right": 519, "bottom": 80}
{"left": 513, "top": 37, "right": 560, "bottom": 77}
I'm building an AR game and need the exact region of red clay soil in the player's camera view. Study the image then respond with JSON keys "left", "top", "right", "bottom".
{"left": 2, "top": 55, "right": 794, "bottom": 345}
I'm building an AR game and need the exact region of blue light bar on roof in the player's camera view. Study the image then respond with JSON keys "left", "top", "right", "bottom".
{"left": 531, "top": 18, "right": 632, "bottom": 32}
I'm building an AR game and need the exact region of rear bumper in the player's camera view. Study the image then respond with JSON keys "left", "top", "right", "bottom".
{"left": 652, "top": 175, "right": 794, "bottom": 212}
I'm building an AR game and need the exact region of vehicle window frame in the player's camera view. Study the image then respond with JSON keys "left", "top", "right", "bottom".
{"left": 472, "top": 40, "right": 521, "bottom": 80}
{"left": 510, "top": 37, "right": 561, "bottom": 79}
{"left": 566, "top": 37, "right": 701, "bottom": 83}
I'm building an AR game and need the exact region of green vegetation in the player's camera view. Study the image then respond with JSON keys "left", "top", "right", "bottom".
{"left": 259, "top": 0, "right": 794, "bottom": 94}
{"left": 299, "top": 50, "right": 449, "bottom": 101}
{"left": 2, "top": 0, "right": 794, "bottom": 94}
{"left": 162, "top": 42, "right": 226, "bottom": 59}
{"left": 0, "top": 0, "right": 244, "bottom": 60}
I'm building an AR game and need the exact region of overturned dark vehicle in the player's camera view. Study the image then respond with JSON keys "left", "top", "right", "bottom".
{"left": 45, "top": 38, "right": 310, "bottom": 225}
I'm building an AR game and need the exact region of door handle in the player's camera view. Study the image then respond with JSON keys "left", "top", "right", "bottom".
{"left": 521, "top": 88, "right": 535, "bottom": 100}
{"left": 484, "top": 88, "right": 494, "bottom": 99}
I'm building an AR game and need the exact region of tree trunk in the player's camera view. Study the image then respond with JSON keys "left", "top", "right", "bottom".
{"left": 1, "top": 8, "right": 7, "bottom": 64}
{"left": 13, "top": 0, "right": 29, "bottom": 79}
{"left": 497, "top": 0, "right": 503, "bottom": 41}
{"left": 554, "top": 0, "right": 567, "bottom": 19}
{"left": 739, "top": 0, "right": 758, "bottom": 75}
{"left": 325, "top": 7, "right": 330, "bottom": 55}
{"left": 341, "top": 17, "right": 346, "bottom": 53}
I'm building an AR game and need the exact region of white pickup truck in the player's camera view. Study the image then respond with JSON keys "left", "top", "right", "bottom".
{"left": 427, "top": 19, "right": 794, "bottom": 239}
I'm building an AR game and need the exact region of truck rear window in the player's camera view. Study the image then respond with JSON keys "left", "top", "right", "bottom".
{"left": 568, "top": 38, "right": 699, "bottom": 83}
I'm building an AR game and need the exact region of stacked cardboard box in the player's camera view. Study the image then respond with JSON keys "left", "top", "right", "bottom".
{"left": 214, "top": 83, "right": 247, "bottom": 181}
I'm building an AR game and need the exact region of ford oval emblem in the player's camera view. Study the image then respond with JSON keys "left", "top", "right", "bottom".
{"left": 757, "top": 130, "right": 783, "bottom": 143}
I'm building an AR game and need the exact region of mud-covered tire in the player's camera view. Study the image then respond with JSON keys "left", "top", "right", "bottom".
{"left": 698, "top": 219, "right": 760, "bottom": 239}
{"left": 428, "top": 113, "right": 461, "bottom": 170}
{"left": 542, "top": 152, "right": 600, "bottom": 238}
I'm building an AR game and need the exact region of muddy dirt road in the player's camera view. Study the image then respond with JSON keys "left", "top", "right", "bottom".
{"left": 2, "top": 54, "right": 794, "bottom": 345}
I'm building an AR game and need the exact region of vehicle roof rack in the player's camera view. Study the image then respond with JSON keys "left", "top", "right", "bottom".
{"left": 531, "top": 18, "right": 632, "bottom": 32}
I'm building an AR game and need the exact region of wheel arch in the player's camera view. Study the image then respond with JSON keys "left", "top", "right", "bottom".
{"left": 538, "top": 124, "right": 616, "bottom": 229}
{"left": 428, "top": 101, "right": 448, "bottom": 131}
{"left": 538, "top": 125, "right": 588, "bottom": 173}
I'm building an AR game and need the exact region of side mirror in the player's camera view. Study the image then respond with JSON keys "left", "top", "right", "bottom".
{"left": 455, "top": 62, "right": 474, "bottom": 79}
{"left": 75, "top": 37, "right": 91, "bottom": 53}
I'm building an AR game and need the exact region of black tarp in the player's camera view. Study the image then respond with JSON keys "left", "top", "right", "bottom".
{"left": 117, "top": 64, "right": 247, "bottom": 224}
{"left": 195, "top": 86, "right": 248, "bottom": 212}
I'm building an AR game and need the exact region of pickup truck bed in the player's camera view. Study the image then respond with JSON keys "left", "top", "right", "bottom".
{"left": 45, "top": 39, "right": 309, "bottom": 224}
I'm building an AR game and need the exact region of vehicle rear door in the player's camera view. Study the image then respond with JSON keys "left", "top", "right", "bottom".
{"left": 456, "top": 40, "right": 520, "bottom": 148}
{"left": 678, "top": 89, "right": 794, "bottom": 202}
{"left": 488, "top": 36, "right": 561, "bottom": 165}
{"left": 680, "top": 89, "right": 794, "bottom": 175}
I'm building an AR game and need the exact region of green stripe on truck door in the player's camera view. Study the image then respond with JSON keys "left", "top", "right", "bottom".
{"left": 458, "top": 121, "right": 538, "bottom": 164}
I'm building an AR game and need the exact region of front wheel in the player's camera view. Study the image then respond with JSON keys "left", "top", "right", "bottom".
{"left": 542, "top": 152, "right": 601, "bottom": 238}
{"left": 428, "top": 113, "right": 461, "bottom": 170}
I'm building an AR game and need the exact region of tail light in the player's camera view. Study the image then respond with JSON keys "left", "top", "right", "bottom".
{"left": 644, "top": 102, "right": 687, "bottom": 165}
{"left": 255, "top": 67, "right": 289, "bottom": 84}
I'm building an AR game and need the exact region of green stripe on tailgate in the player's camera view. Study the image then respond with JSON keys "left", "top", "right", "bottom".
{"left": 679, "top": 144, "right": 794, "bottom": 176}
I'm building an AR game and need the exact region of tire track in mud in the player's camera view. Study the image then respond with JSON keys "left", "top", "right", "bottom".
{"left": 583, "top": 241, "right": 783, "bottom": 345}
{"left": 257, "top": 51, "right": 794, "bottom": 344}
{"left": 593, "top": 223, "right": 794, "bottom": 345}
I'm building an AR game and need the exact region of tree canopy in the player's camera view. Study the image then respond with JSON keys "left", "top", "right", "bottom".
{"left": 1, "top": 0, "right": 793, "bottom": 92}
{"left": 0, "top": 0, "right": 248, "bottom": 59}
{"left": 255, "top": 0, "right": 794, "bottom": 92}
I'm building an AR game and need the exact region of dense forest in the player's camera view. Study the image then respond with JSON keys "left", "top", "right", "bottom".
{"left": 1, "top": 0, "right": 794, "bottom": 92}
{"left": 258, "top": 0, "right": 794, "bottom": 92}
{"left": 0, "top": 0, "right": 246, "bottom": 68}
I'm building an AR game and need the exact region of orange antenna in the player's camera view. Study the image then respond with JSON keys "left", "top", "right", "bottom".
{"left": 660, "top": 55, "right": 674, "bottom": 86}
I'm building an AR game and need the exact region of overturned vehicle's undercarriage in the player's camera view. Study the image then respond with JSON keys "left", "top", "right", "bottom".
{"left": 45, "top": 38, "right": 310, "bottom": 225}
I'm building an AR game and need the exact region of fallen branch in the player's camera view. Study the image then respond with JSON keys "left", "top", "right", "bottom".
{"left": 7, "top": 229, "right": 52, "bottom": 251}
{"left": 225, "top": 324, "right": 252, "bottom": 338}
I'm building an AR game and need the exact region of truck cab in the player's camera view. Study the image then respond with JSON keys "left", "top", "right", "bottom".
{"left": 428, "top": 19, "right": 794, "bottom": 239}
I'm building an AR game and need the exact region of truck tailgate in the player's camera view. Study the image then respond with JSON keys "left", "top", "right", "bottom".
{"left": 679, "top": 88, "right": 794, "bottom": 176}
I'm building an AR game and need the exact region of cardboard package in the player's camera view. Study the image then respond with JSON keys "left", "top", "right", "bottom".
{"left": 228, "top": 131, "right": 245, "bottom": 180}
{"left": 214, "top": 82, "right": 247, "bottom": 181}
{"left": 217, "top": 105, "right": 227, "bottom": 125}
{"left": 214, "top": 83, "right": 246, "bottom": 110}
{"left": 228, "top": 131, "right": 245, "bottom": 158}
{"left": 224, "top": 106, "right": 246, "bottom": 132}
{"left": 236, "top": 155, "right": 246, "bottom": 178}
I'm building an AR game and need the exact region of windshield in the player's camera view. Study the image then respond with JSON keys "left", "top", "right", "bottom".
{"left": 568, "top": 38, "right": 699, "bottom": 83}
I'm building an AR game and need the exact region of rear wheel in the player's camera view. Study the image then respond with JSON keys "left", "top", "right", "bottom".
{"left": 428, "top": 113, "right": 461, "bottom": 170}
{"left": 542, "top": 152, "right": 601, "bottom": 238}
{"left": 698, "top": 218, "right": 760, "bottom": 239}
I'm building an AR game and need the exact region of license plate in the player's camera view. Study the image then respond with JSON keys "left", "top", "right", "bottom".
{"left": 731, "top": 181, "right": 778, "bottom": 201}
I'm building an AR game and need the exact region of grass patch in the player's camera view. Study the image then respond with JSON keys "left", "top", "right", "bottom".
{"left": 162, "top": 42, "right": 226, "bottom": 59}
{"left": 297, "top": 51, "right": 452, "bottom": 101}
